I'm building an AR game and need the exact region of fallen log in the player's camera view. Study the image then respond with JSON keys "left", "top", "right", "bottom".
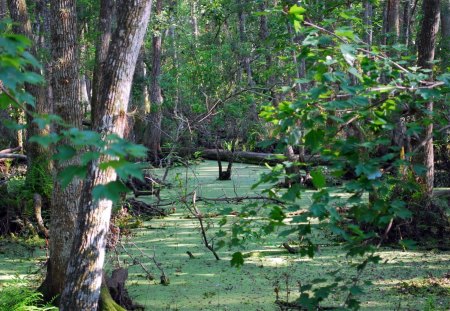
{"left": 125, "top": 198, "right": 167, "bottom": 217}
{"left": 201, "top": 149, "right": 327, "bottom": 166}
{"left": 201, "top": 149, "right": 284, "bottom": 165}
{"left": 433, "top": 188, "right": 450, "bottom": 198}
{"left": 0, "top": 153, "right": 27, "bottom": 160}
{"left": 0, "top": 146, "right": 21, "bottom": 154}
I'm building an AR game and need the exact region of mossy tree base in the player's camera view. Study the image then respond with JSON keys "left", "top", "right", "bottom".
{"left": 99, "top": 285, "right": 126, "bottom": 311}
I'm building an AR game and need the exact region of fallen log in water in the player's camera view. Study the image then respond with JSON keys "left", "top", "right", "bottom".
{"left": 125, "top": 198, "right": 167, "bottom": 217}
{"left": 201, "top": 149, "right": 327, "bottom": 166}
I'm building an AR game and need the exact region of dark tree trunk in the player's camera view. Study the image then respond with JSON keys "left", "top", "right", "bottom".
{"left": 401, "top": 0, "right": 412, "bottom": 47}
{"left": 59, "top": 1, "right": 152, "bottom": 309}
{"left": 417, "top": 0, "right": 440, "bottom": 198}
{"left": 384, "top": 0, "right": 400, "bottom": 44}
{"left": 364, "top": 1, "right": 373, "bottom": 46}
{"left": 0, "top": 0, "right": 7, "bottom": 18}
{"left": 132, "top": 46, "right": 150, "bottom": 144}
{"left": 440, "top": 0, "right": 450, "bottom": 69}
{"left": 91, "top": 0, "right": 116, "bottom": 126}
{"left": 7, "top": 0, "right": 53, "bottom": 181}
{"left": 144, "top": 0, "right": 163, "bottom": 163}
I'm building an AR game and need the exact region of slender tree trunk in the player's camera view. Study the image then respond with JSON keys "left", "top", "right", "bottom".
{"left": 132, "top": 46, "right": 150, "bottom": 144}
{"left": 144, "top": 0, "right": 163, "bottom": 163}
{"left": 79, "top": 27, "right": 90, "bottom": 114}
{"left": 384, "top": 0, "right": 400, "bottom": 44}
{"left": 402, "top": 0, "right": 412, "bottom": 47}
{"left": 190, "top": 0, "right": 199, "bottom": 40}
{"left": 59, "top": 1, "right": 152, "bottom": 309}
{"left": 417, "top": 0, "right": 440, "bottom": 198}
{"left": 237, "top": 0, "right": 254, "bottom": 87}
{"left": 440, "top": 0, "right": 450, "bottom": 69}
{"left": 40, "top": 0, "right": 83, "bottom": 300}
{"left": 7, "top": 0, "right": 49, "bottom": 153}
{"left": 364, "top": 0, "right": 373, "bottom": 47}
{"left": 0, "top": 0, "right": 7, "bottom": 18}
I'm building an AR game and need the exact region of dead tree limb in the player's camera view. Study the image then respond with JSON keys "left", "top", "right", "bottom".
{"left": 0, "top": 146, "right": 22, "bottom": 154}
{"left": 33, "top": 193, "right": 49, "bottom": 238}
{"left": 0, "top": 153, "right": 27, "bottom": 160}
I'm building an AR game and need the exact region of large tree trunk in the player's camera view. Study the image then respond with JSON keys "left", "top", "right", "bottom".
{"left": 144, "top": 0, "right": 163, "bottom": 163}
{"left": 40, "top": 0, "right": 83, "bottom": 300}
{"left": 417, "top": 0, "right": 440, "bottom": 198}
{"left": 59, "top": 1, "right": 152, "bottom": 309}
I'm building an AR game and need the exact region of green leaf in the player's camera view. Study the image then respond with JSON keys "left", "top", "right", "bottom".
{"left": 58, "top": 165, "right": 87, "bottom": 188}
{"left": 53, "top": 145, "right": 77, "bottom": 161}
{"left": 335, "top": 27, "right": 355, "bottom": 40}
{"left": 230, "top": 252, "right": 244, "bottom": 268}
{"left": 339, "top": 44, "right": 356, "bottom": 66}
{"left": 282, "top": 183, "right": 301, "bottom": 202}
{"left": 29, "top": 133, "right": 60, "bottom": 147}
{"left": 289, "top": 5, "right": 306, "bottom": 16}
{"left": 304, "top": 129, "right": 324, "bottom": 151}
{"left": 269, "top": 206, "right": 286, "bottom": 222}
{"left": 80, "top": 151, "right": 101, "bottom": 165}
{"left": 310, "top": 168, "right": 326, "bottom": 189}
{"left": 92, "top": 180, "right": 129, "bottom": 202}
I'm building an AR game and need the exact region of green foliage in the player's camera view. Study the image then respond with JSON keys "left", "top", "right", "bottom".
{"left": 25, "top": 156, "right": 53, "bottom": 202}
{"left": 0, "top": 278, "right": 58, "bottom": 311}
{"left": 225, "top": 3, "right": 450, "bottom": 309}
{"left": 0, "top": 19, "right": 43, "bottom": 109}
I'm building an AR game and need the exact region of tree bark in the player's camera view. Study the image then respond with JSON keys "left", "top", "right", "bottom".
{"left": 59, "top": 1, "right": 152, "bottom": 309}
{"left": 401, "top": 0, "right": 412, "bottom": 47}
{"left": 440, "top": 0, "right": 450, "bottom": 69}
{"left": 40, "top": 0, "right": 83, "bottom": 300}
{"left": 132, "top": 45, "right": 150, "bottom": 144}
{"left": 91, "top": 0, "right": 116, "bottom": 126}
{"left": 0, "top": 0, "right": 7, "bottom": 18}
{"left": 384, "top": 0, "right": 400, "bottom": 45}
{"left": 144, "top": 0, "right": 163, "bottom": 163}
{"left": 7, "top": 0, "right": 52, "bottom": 171}
{"left": 364, "top": 0, "right": 373, "bottom": 47}
{"left": 417, "top": 0, "right": 440, "bottom": 198}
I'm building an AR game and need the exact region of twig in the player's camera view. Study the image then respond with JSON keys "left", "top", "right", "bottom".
{"left": 129, "top": 242, "right": 169, "bottom": 285}
{"left": 191, "top": 191, "right": 220, "bottom": 260}
{"left": 118, "top": 241, "right": 155, "bottom": 280}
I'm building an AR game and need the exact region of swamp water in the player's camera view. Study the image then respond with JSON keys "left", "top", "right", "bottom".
{"left": 0, "top": 161, "right": 449, "bottom": 310}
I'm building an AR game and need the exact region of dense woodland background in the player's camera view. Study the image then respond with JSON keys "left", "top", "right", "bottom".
{"left": 0, "top": 0, "right": 449, "bottom": 310}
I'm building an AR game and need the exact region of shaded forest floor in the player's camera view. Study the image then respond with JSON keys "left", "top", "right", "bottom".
{"left": 0, "top": 161, "right": 449, "bottom": 310}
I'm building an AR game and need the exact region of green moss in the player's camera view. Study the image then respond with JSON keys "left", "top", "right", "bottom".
{"left": 98, "top": 285, "right": 126, "bottom": 311}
